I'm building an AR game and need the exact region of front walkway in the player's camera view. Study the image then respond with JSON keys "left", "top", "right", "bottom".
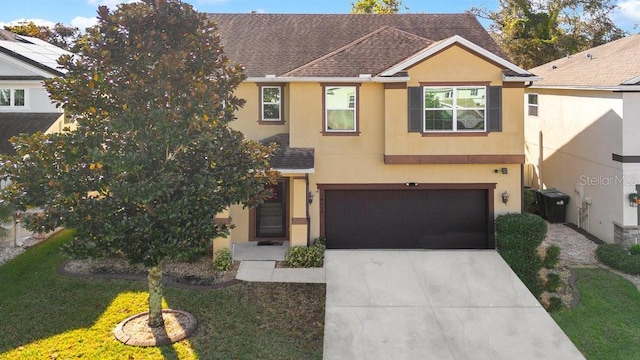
{"left": 236, "top": 260, "right": 325, "bottom": 283}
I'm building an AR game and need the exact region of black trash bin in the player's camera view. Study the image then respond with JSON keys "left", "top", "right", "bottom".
{"left": 538, "top": 190, "right": 570, "bottom": 223}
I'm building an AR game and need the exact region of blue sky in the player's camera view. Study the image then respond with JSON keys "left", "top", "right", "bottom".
{"left": 0, "top": 0, "right": 639, "bottom": 33}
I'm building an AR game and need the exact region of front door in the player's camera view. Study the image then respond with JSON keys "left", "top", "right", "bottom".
{"left": 256, "top": 181, "right": 287, "bottom": 238}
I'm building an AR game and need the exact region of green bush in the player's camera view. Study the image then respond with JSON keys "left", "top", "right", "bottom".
{"left": 596, "top": 244, "right": 640, "bottom": 275}
{"left": 524, "top": 188, "right": 539, "bottom": 214}
{"left": 543, "top": 245, "right": 561, "bottom": 269}
{"left": 496, "top": 213, "right": 547, "bottom": 252}
{"left": 545, "top": 272, "right": 561, "bottom": 292}
{"left": 285, "top": 239, "right": 325, "bottom": 268}
{"left": 213, "top": 247, "right": 233, "bottom": 271}
{"left": 546, "top": 296, "right": 563, "bottom": 312}
{"left": 500, "top": 249, "right": 544, "bottom": 297}
{"left": 496, "top": 213, "right": 548, "bottom": 298}
{"left": 629, "top": 244, "right": 640, "bottom": 256}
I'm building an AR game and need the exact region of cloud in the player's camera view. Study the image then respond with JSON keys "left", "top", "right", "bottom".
{"left": 616, "top": 0, "right": 640, "bottom": 25}
{"left": 71, "top": 16, "right": 99, "bottom": 31}
{"left": 0, "top": 18, "right": 57, "bottom": 28}
{"left": 87, "top": 0, "right": 138, "bottom": 9}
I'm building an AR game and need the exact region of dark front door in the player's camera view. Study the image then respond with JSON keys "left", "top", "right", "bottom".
{"left": 323, "top": 188, "right": 489, "bottom": 249}
{"left": 256, "top": 181, "right": 286, "bottom": 238}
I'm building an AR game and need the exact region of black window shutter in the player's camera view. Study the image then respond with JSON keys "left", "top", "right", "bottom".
{"left": 487, "top": 86, "right": 502, "bottom": 132}
{"left": 408, "top": 86, "right": 422, "bottom": 132}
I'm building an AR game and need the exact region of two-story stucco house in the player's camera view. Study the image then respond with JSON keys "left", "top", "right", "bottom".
{"left": 209, "top": 14, "right": 538, "bottom": 250}
{"left": 525, "top": 34, "right": 640, "bottom": 246}
{"left": 0, "top": 30, "right": 72, "bottom": 160}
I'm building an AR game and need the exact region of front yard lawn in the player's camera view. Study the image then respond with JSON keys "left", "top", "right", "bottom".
{"left": 0, "top": 230, "right": 325, "bottom": 359}
{"left": 553, "top": 268, "right": 640, "bottom": 360}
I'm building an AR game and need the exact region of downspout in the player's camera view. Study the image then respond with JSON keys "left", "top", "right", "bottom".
{"left": 305, "top": 173, "right": 311, "bottom": 246}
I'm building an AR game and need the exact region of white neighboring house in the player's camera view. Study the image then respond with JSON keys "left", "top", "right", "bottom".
{"left": 524, "top": 34, "right": 640, "bottom": 246}
{"left": 0, "top": 29, "right": 74, "bottom": 190}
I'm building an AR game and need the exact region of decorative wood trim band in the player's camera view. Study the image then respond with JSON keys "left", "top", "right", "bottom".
{"left": 384, "top": 82, "right": 407, "bottom": 89}
{"left": 612, "top": 153, "right": 640, "bottom": 163}
{"left": 503, "top": 82, "right": 524, "bottom": 88}
{"left": 384, "top": 154, "right": 525, "bottom": 164}
{"left": 291, "top": 217, "right": 308, "bottom": 225}
{"left": 215, "top": 217, "right": 232, "bottom": 225}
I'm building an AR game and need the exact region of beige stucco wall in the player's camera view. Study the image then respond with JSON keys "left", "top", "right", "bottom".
{"left": 524, "top": 88, "right": 626, "bottom": 242}
{"left": 226, "top": 44, "right": 525, "bottom": 244}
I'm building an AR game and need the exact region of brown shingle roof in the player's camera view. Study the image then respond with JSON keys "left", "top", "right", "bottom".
{"left": 208, "top": 13, "right": 505, "bottom": 77}
{"left": 529, "top": 34, "right": 640, "bottom": 87}
{"left": 284, "top": 26, "right": 434, "bottom": 77}
{"left": 0, "top": 113, "right": 61, "bottom": 155}
{"left": 259, "top": 133, "right": 314, "bottom": 171}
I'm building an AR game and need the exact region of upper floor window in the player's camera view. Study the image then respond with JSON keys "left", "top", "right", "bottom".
{"left": 259, "top": 85, "right": 284, "bottom": 124}
{"left": 324, "top": 85, "right": 358, "bottom": 134}
{"left": 527, "top": 93, "right": 538, "bottom": 117}
{"left": 423, "top": 86, "right": 486, "bottom": 132}
{"left": 0, "top": 88, "right": 26, "bottom": 107}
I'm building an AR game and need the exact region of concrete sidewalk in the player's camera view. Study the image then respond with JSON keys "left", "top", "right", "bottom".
{"left": 323, "top": 250, "right": 585, "bottom": 360}
{"left": 236, "top": 260, "right": 325, "bottom": 283}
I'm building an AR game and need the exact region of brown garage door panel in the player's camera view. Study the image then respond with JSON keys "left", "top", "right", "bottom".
{"left": 324, "top": 189, "right": 489, "bottom": 249}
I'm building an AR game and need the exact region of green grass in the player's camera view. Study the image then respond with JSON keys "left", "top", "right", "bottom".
{"left": 0, "top": 230, "right": 325, "bottom": 359}
{"left": 553, "top": 268, "right": 640, "bottom": 360}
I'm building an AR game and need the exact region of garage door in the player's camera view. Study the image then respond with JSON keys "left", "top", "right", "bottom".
{"left": 323, "top": 188, "right": 491, "bottom": 249}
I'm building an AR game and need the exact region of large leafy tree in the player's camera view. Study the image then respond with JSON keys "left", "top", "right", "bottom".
{"left": 4, "top": 21, "right": 80, "bottom": 51}
{"left": 473, "top": 0, "right": 626, "bottom": 68}
{"left": 0, "top": 0, "right": 276, "bottom": 328}
{"left": 351, "top": 0, "right": 404, "bottom": 13}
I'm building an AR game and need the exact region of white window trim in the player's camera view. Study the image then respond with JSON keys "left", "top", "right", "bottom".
{"left": 0, "top": 88, "right": 29, "bottom": 108}
{"left": 325, "top": 85, "right": 357, "bottom": 133}
{"left": 423, "top": 86, "right": 486, "bottom": 133}
{"left": 261, "top": 86, "right": 282, "bottom": 121}
{"left": 527, "top": 93, "right": 539, "bottom": 117}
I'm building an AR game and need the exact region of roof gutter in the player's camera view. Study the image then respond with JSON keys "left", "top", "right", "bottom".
{"left": 246, "top": 76, "right": 410, "bottom": 83}
{"left": 273, "top": 168, "right": 315, "bottom": 174}
{"left": 503, "top": 75, "right": 543, "bottom": 82}
{"left": 528, "top": 84, "right": 640, "bottom": 92}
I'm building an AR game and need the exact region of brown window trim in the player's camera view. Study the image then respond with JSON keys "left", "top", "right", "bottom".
{"left": 420, "top": 82, "right": 491, "bottom": 134}
{"left": 258, "top": 83, "right": 285, "bottom": 125}
{"left": 321, "top": 83, "right": 361, "bottom": 136}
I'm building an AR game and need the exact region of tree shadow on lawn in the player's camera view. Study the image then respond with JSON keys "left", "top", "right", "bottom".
{"left": 0, "top": 231, "right": 147, "bottom": 353}
{"left": 0, "top": 231, "right": 325, "bottom": 359}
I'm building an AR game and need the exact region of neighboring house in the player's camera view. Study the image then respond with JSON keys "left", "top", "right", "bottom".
{"left": 0, "top": 30, "right": 72, "bottom": 163}
{"left": 524, "top": 34, "right": 640, "bottom": 245}
{"left": 208, "top": 13, "right": 538, "bottom": 250}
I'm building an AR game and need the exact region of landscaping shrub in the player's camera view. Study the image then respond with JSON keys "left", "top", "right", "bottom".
{"left": 496, "top": 213, "right": 548, "bottom": 298}
{"left": 213, "top": 247, "right": 233, "bottom": 271}
{"left": 496, "top": 213, "right": 547, "bottom": 252}
{"left": 546, "top": 296, "right": 563, "bottom": 312}
{"left": 285, "top": 239, "right": 325, "bottom": 268}
{"left": 524, "top": 188, "right": 539, "bottom": 214}
{"left": 545, "top": 272, "right": 561, "bottom": 292}
{"left": 629, "top": 244, "right": 640, "bottom": 256}
{"left": 544, "top": 245, "right": 561, "bottom": 269}
{"left": 596, "top": 244, "right": 640, "bottom": 275}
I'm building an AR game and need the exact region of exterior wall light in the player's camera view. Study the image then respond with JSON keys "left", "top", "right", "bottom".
{"left": 502, "top": 191, "right": 510, "bottom": 205}
{"left": 307, "top": 191, "right": 315, "bottom": 204}
{"left": 629, "top": 193, "right": 639, "bottom": 207}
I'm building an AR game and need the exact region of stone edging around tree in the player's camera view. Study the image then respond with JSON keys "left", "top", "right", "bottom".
{"left": 114, "top": 309, "right": 197, "bottom": 347}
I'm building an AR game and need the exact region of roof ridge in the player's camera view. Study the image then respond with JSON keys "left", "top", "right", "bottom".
{"left": 282, "top": 26, "right": 430, "bottom": 77}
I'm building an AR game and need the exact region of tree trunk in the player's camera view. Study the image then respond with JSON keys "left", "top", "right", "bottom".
{"left": 147, "top": 265, "right": 165, "bottom": 328}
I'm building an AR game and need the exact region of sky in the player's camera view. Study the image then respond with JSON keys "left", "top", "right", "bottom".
{"left": 0, "top": 0, "right": 639, "bottom": 33}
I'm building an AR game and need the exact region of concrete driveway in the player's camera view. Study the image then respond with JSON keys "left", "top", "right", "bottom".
{"left": 323, "top": 250, "right": 585, "bottom": 360}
